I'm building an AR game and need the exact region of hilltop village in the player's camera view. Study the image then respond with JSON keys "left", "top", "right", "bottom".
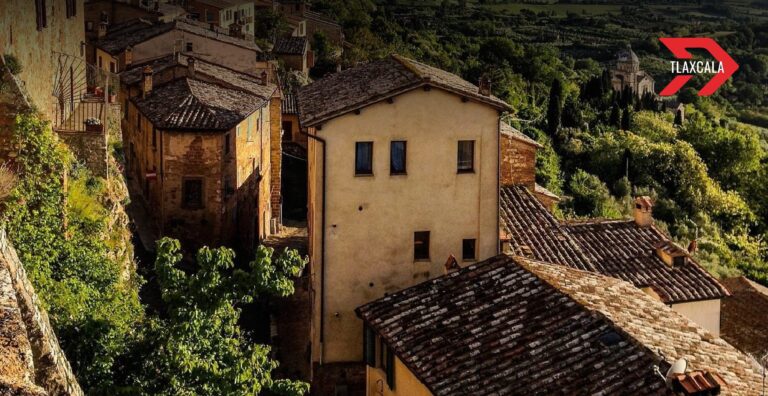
{"left": 0, "top": 1, "right": 767, "bottom": 395}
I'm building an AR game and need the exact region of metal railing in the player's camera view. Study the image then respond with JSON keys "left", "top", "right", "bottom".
{"left": 50, "top": 51, "right": 118, "bottom": 133}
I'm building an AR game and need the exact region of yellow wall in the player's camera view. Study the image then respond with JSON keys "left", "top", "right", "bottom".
{"left": 309, "top": 88, "right": 501, "bottom": 364}
{"left": 366, "top": 358, "right": 432, "bottom": 396}
{"left": 671, "top": 299, "right": 721, "bottom": 337}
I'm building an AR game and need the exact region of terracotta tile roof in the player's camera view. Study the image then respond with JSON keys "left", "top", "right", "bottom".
{"left": 522, "top": 257, "right": 762, "bottom": 395}
{"left": 121, "top": 54, "right": 277, "bottom": 99}
{"left": 500, "top": 121, "right": 541, "bottom": 148}
{"left": 499, "top": 185, "right": 594, "bottom": 270}
{"left": 721, "top": 277, "right": 768, "bottom": 358}
{"left": 273, "top": 36, "right": 308, "bottom": 55}
{"left": 297, "top": 55, "right": 510, "bottom": 127}
{"left": 564, "top": 220, "right": 729, "bottom": 303}
{"left": 132, "top": 78, "right": 266, "bottom": 131}
{"left": 96, "top": 19, "right": 260, "bottom": 55}
{"left": 282, "top": 92, "right": 299, "bottom": 115}
{"left": 357, "top": 255, "right": 762, "bottom": 395}
{"left": 357, "top": 255, "right": 668, "bottom": 395}
{"left": 500, "top": 185, "right": 729, "bottom": 304}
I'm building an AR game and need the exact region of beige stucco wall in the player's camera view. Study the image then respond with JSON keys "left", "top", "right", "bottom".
{"left": 309, "top": 88, "right": 501, "bottom": 364}
{"left": 131, "top": 30, "right": 260, "bottom": 75}
{"left": 671, "top": 299, "right": 721, "bottom": 337}
{"left": 367, "top": 358, "right": 432, "bottom": 396}
{"left": 0, "top": 0, "right": 85, "bottom": 120}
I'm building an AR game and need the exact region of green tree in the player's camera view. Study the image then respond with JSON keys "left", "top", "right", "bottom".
{"left": 546, "top": 78, "right": 564, "bottom": 135}
{"left": 566, "top": 169, "right": 622, "bottom": 218}
{"left": 609, "top": 103, "right": 621, "bottom": 127}
{"left": 123, "top": 238, "right": 309, "bottom": 396}
{"left": 621, "top": 108, "right": 631, "bottom": 130}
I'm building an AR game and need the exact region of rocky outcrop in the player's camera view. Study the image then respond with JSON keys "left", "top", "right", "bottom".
{"left": 0, "top": 229, "right": 84, "bottom": 396}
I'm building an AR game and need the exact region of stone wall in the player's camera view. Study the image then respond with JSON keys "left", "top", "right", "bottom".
{"left": 0, "top": 229, "right": 84, "bottom": 396}
{"left": 270, "top": 96, "right": 282, "bottom": 226}
{"left": 500, "top": 133, "right": 536, "bottom": 189}
{"left": 56, "top": 130, "right": 108, "bottom": 178}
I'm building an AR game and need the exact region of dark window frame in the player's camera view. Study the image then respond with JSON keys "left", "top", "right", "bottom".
{"left": 224, "top": 133, "right": 231, "bottom": 156}
{"left": 186, "top": 42, "right": 194, "bottom": 52}
{"left": 151, "top": 127, "right": 157, "bottom": 149}
{"left": 462, "top": 238, "right": 477, "bottom": 261}
{"left": 182, "top": 178, "right": 204, "bottom": 209}
{"left": 457, "top": 140, "right": 475, "bottom": 173}
{"left": 282, "top": 121, "right": 293, "bottom": 142}
{"left": 363, "top": 326, "right": 375, "bottom": 367}
{"left": 355, "top": 141, "right": 373, "bottom": 176}
{"left": 35, "top": 0, "right": 47, "bottom": 31}
{"left": 66, "top": 0, "right": 77, "bottom": 18}
{"left": 414, "top": 231, "right": 430, "bottom": 261}
{"left": 390, "top": 140, "right": 407, "bottom": 175}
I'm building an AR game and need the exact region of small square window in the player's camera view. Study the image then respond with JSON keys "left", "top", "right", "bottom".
{"left": 390, "top": 141, "right": 406, "bottom": 175}
{"left": 186, "top": 42, "right": 193, "bottom": 52}
{"left": 182, "top": 178, "right": 203, "bottom": 208}
{"left": 462, "top": 239, "right": 476, "bottom": 261}
{"left": 457, "top": 140, "right": 475, "bottom": 173}
{"left": 355, "top": 142, "right": 373, "bottom": 175}
{"left": 414, "top": 231, "right": 430, "bottom": 261}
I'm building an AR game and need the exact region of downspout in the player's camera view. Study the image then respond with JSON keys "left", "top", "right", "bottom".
{"left": 302, "top": 127, "right": 327, "bottom": 363}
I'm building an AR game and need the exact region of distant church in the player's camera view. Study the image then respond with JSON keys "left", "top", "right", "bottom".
{"left": 611, "top": 45, "right": 655, "bottom": 97}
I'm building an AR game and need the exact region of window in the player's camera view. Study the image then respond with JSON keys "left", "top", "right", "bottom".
{"left": 109, "top": 62, "right": 116, "bottom": 73}
{"left": 390, "top": 141, "right": 406, "bottom": 175}
{"left": 186, "top": 42, "right": 193, "bottom": 52}
{"left": 462, "top": 239, "right": 477, "bottom": 261}
{"left": 224, "top": 133, "right": 231, "bottom": 155}
{"left": 355, "top": 142, "right": 373, "bottom": 175}
{"left": 382, "top": 343, "right": 395, "bottom": 390}
{"left": 182, "top": 179, "right": 203, "bottom": 208}
{"left": 282, "top": 121, "right": 293, "bottom": 142}
{"left": 457, "top": 140, "right": 475, "bottom": 173}
{"left": 247, "top": 116, "right": 253, "bottom": 141}
{"left": 66, "top": 0, "right": 76, "bottom": 18}
{"left": 152, "top": 127, "right": 157, "bottom": 148}
{"left": 363, "top": 326, "right": 375, "bottom": 367}
{"left": 414, "top": 231, "right": 430, "bottom": 260}
{"left": 35, "top": 0, "right": 47, "bottom": 31}
{"left": 98, "top": 56, "right": 103, "bottom": 68}
{"left": 136, "top": 113, "right": 141, "bottom": 130}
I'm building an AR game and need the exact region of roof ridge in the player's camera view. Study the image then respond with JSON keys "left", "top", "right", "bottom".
{"left": 390, "top": 54, "right": 425, "bottom": 80}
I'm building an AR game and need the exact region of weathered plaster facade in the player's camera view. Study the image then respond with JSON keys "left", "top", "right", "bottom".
{"left": 0, "top": 0, "right": 86, "bottom": 121}
{"left": 308, "top": 88, "right": 501, "bottom": 366}
{"left": 123, "top": 98, "right": 273, "bottom": 252}
{"left": 671, "top": 299, "right": 721, "bottom": 337}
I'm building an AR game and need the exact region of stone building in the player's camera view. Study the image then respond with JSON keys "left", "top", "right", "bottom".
{"left": 0, "top": 0, "right": 86, "bottom": 122}
{"left": 357, "top": 254, "right": 762, "bottom": 395}
{"left": 273, "top": 36, "right": 313, "bottom": 75}
{"left": 92, "top": 18, "right": 265, "bottom": 75}
{"left": 185, "top": 0, "right": 256, "bottom": 36}
{"left": 298, "top": 54, "right": 510, "bottom": 392}
{"left": 122, "top": 67, "right": 278, "bottom": 252}
{"left": 611, "top": 45, "right": 655, "bottom": 97}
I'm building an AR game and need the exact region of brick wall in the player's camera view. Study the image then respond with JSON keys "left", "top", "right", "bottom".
{"left": 56, "top": 131, "right": 108, "bottom": 178}
{"left": 269, "top": 96, "right": 282, "bottom": 226}
{"left": 500, "top": 133, "right": 536, "bottom": 189}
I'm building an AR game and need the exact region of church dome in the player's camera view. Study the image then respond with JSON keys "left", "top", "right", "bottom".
{"left": 616, "top": 46, "right": 640, "bottom": 65}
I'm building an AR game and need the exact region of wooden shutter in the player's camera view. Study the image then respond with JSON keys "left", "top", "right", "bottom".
{"left": 385, "top": 345, "right": 395, "bottom": 390}
{"left": 363, "top": 326, "right": 375, "bottom": 367}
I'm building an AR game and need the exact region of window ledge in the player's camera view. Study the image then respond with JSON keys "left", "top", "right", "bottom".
{"left": 355, "top": 173, "right": 374, "bottom": 177}
{"left": 390, "top": 172, "right": 407, "bottom": 176}
{"left": 457, "top": 169, "right": 475, "bottom": 174}
{"left": 414, "top": 259, "right": 431, "bottom": 263}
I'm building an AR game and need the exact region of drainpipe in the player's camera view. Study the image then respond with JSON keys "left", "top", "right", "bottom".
{"left": 301, "top": 127, "right": 327, "bottom": 363}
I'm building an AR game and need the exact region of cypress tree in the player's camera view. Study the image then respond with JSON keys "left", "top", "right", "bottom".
{"left": 609, "top": 103, "right": 621, "bottom": 127}
{"left": 621, "top": 108, "right": 631, "bottom": 130}
{"left": 547, "top": 78, "right": 564, "bottom": 135}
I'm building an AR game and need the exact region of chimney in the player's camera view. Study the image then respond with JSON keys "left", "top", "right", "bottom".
{"left": 124, "top": 46, "right": 133, "bottom": 67}
{"left": 260, "top": 70, "right": 268, "bottom": 86}
{"left": 142, "top": 66, "right": 153, "bottom": 98}
{"left": 187, "top": 57, "right": 196, "bottom": 78}
{"left": 478, "top": 75, "right": 492, "bottom": 96}
{"left": 654, "top": 240, "right": 688, "bottom": 268}
{"left": 444, "top": 255, "right": 460, "bottom": 274}
{"left": 633, "top": 196, "right": 653, "bottom": 227}
{"left": 98, "top": 21, "right": 109, "bottom": 38}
